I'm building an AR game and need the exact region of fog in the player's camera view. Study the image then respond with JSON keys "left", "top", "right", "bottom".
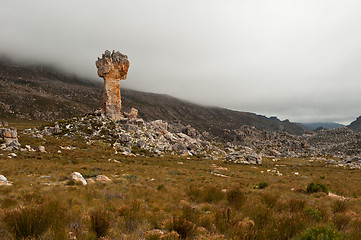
{"left": 1, "top": 0, "right": 361, "bottom": 124}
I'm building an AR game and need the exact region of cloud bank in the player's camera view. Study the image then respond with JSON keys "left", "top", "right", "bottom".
{"left": 1, "top": 0, "right": 361, "bottom": 124}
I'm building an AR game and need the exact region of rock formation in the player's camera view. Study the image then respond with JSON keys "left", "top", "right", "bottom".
{"left": 96, "top": 50, "right": 130, "bottom": 120}
{"left": 0, "top": 125, "right": 20, "bottom": 150}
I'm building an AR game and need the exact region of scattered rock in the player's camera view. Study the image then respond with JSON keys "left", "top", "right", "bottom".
{"left": 127, "top": 108, "right": 138, "bottom": 121}
{"left": 71, "top": 172, "right": 87, "bottom": 186}
{"left": 0, "top": 174, "right": 7, "bottom": 183}
{"left": 38, "top": 146, "right": 46, "bottom": 153}
{"left": 0, "top": 174, "right": 11, "bottom": 186}
{"left": 0, "top": 121, "right": 9, "bottom": 128}
{"left": 96, "top": 175, "right": 111, "bottom": 182}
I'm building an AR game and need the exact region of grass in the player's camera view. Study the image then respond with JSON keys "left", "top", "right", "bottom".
{"left": 0, "top": 119, "right": 361, "bottom": 239}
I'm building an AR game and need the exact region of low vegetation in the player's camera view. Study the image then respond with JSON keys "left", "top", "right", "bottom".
{"left": 1, "top": 121, "right": 361, "bottom": 239}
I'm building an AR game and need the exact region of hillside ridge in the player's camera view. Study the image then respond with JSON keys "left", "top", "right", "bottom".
{"left": 0, "top": 61, "right": 304, "bottom": 137}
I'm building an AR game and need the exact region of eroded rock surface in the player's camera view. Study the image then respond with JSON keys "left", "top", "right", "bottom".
{"left": 96, "top": 50, "right": 130, "bottom": 120}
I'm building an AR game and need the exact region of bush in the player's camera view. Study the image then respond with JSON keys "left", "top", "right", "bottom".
{"left": 304, "top": 207, "right": 323, "bottom": 222}
{"left": 227, "top": 189, "right": 246, "bottom": 209}
{"left": 187, "top": 186, "right": 225, "bottom": 203}
{"left": 286, "top": 198, "right": 306, "bottom": 213}
{"left": 333, "top": 213, "right": 351, "bottom": 231}
{"left": 213, "top": 208, "right": 232, "bottom": 233}
{"left": 89, "top": 208, "right": 111, "bottom": 239}
{"left": 295, "top": 225, "right": 344, "bottom": 240}
{"left": 164, "top": 217, "right": 196, "bottom": 239}
{"left": 270, "top": 213, "right": 306, "bottom": 239}
{"left": 261, "top": 192, "right": 279, "bottom": 208}
{"left": 230, "top": 217, "right": 256, "bottom": 240}
{"left": 331, "top": 200, "right": 348, "bottom": 214}
{"left": 2, "top": 202, "right": 66, "bottom": 240}
{"left": 144, "top": 229, "right": 180, "bottom": 240}
{"left": 118, "top": 200, "right": 143, "bottom": 232}
{"left": 307, "top": 183, "right": 328, "bottom": 194}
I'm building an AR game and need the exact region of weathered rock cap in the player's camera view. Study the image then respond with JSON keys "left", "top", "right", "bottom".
{"left": 96, "top": 50, "right": 130, "bottom": 79}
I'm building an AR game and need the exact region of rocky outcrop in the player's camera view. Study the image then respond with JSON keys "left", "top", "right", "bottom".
{"left": 21, "top": 108, "right": 361, "bottom": 168}
{"left": 0, "top": 124, "right": 20, "bottom": 150}
{"left": 26, "top": 111, "right": 222, "bottom": 159}
{"left": 96, "top": 50, "right": 130, "bottom": 120}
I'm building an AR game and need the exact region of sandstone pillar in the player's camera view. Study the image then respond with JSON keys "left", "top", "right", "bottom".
{"left": 96, "top": 50, "right": 130, "bottom": 120}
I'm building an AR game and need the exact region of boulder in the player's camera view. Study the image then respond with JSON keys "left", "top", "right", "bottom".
{"left": 0, "top": 174, "right": 7, "bottom": 183}
{"left": 128, "top": 108, "right": 138, "bottom": 121}
{"left": 120, "top": 134, "right": 131, "bottom": 142}
{"left": 187, "top": 143, "right": 198, "bottom": 151}
{"left": 0, "top": 121, "right": 9, "bottom": 127}
{"left": 38, "top": 146, "right": 46, "bottom": 153}
{"left": 150, "top": 120, "right": 168, "bottom": 131}
{"left": 96, "top": 175, "right": 111, "bottom": 182}
{"left": 172, "top": 142, "right": 186, "bottom": 152}
{"left": 71, "top": 172, "right": 87, "bottom": 185}
{"left": 136, "top": 140, "right": 146, "bottom": 149}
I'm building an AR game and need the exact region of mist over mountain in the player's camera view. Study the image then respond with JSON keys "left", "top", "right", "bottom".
{"left": 0, "top": 60, "right": 304, "bottom": 137}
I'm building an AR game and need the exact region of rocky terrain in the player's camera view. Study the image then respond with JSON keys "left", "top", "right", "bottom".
{"left": 2, "top": 107, "right": 359, "bottom": 169}
{"left": 297, "top": 122, "right": 345, "bottom": 130}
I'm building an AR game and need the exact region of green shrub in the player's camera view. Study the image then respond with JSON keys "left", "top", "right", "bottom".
{"left": 258, "top": 182, "right": 269, "bottom": 189}
{"left": 304, "top": 207, "right": 323, "bottom": 222}
{"left": 157, "top": 184, "right": 165, "bottom": 190}
{"left": 84, "top": 171, "right": 99, "bottom": 178}
{"left": 89, "top": 208, "right": 111, "bottom": 239}
{"left": 307, "top": 183, "right": 328, "bottom": 194}
{"left": 295, "top": 225, "right": 344, "bottom": 240}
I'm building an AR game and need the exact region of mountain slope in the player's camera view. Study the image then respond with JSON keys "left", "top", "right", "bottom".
{"left": 297, "top": 122, "right": 345, "bottom": 130}
{"left": 0, "top": 60, "right": 304, "bottom": 136}
{"left": 347, "top": 116, "right": 361, "bottom": 133}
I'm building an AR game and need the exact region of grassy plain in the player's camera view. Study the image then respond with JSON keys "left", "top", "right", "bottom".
{"left": 1, "top": 120, "right": 361, "bottom": 239}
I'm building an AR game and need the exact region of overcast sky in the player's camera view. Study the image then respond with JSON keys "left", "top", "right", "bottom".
{"left": 1, "top": 0, "right": 361, "bottom": 124}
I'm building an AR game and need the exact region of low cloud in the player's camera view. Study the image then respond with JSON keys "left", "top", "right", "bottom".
{"left": 1, "top": 0, "right": 361, "bottom": 124}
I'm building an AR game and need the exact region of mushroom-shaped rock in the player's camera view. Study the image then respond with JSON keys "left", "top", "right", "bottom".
{"left": 71, "top": 172, "right": 87, "bottom": 186}
{"left": 96, "top": 50, "right": 130, "bottom": 120}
